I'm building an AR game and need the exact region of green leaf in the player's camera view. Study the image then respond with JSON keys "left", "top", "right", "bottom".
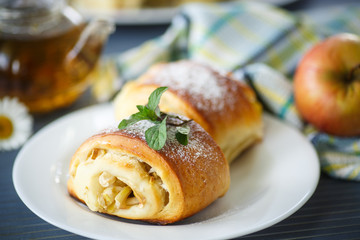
{"left": 145, "top": 116, "right": 167, "bottom": 150}
{"left": 118, "top": 111, "right": 150, "bottom": 129}
{"left": 175, "top": 125, "right": 190, "bottom": 146}
{"left": 147, "top": 87, "right": 168, "bottom": 112}
{"left": 137, "top": 104, "right": 159, "bottom": 121}
{"left": 176, "top": 125, "right": 190, "bottom": 135}
{"left": 136, "top": 105, "right": 145, "bottom": 111}
{"left": 175, "top": 132, "right": 189, "bottom": 146}
{"left": 118, "top": 118, "right": 137, "bottom": 129}
{"left": 154, "top": 106, "right": 161, "bottom": 118}
{"left": 141, "top": 106, "right": 158, "bottom": 121}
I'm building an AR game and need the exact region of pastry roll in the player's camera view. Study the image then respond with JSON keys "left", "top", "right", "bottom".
{"left": 114, "top": 60, "right": 263, "bottom": 163}
{"left": 68, "top": 117, "right": 230, "bottom": 224}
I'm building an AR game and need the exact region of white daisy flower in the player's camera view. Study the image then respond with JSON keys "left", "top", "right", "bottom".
{"left": 0, "top": 97, "right": 33, "bottom": 151}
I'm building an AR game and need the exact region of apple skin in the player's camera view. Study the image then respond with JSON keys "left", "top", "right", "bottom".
{"left": 294, "top": 33, "right": 360, "bottom": 137}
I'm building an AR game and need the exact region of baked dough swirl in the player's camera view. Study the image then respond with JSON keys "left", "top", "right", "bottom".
{"left": 114, "top": 60, "right": 263, "bottom": 163}
{"left": 68, "top": 117, "right": 230, "bottom": 224}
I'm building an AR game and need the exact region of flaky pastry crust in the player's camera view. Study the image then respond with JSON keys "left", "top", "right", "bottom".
{"left": 114, "top": 60, "right": 263, "bottom": 163}
{"left": 68, "top": 119, "right": 230, "bottom": 224}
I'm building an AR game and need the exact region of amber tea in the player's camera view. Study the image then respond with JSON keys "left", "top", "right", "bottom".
{"left": 0, "top": 23, "right": 104, "bottom": 113}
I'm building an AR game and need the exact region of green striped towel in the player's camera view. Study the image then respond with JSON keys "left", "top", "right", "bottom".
{"left": 105, "top": 1, "right": 360, "bottom": 181}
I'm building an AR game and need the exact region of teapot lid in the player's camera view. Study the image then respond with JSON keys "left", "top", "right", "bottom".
{"left": 0, "top": 0, "right": 63, "bottom": 11}
{"left": 0, "top": 0, "right": 83, "bottom": 37}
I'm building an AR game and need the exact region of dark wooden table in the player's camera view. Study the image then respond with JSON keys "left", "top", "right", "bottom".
{"left": 2, "top": 0, "right": 360, "bottom": 239}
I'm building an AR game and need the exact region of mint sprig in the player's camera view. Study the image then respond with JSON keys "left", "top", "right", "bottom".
{"left": 118, "top": 87, "right": 191, "bottom": 150}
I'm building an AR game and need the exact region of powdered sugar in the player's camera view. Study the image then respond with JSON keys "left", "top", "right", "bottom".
{"left": 120, "top": 118, "right": 221, "bottom": 173}
{"left": 146, "top": 61, "right": 235, "bottom": 113}
{"left": 100, "top": 126, "right": 119, "bottom": 134}
{"left": 122, "top": 120, "right": 155, "bottom": 140}
{"left": 161, "top": 120, "right": 223, "bottom": 181}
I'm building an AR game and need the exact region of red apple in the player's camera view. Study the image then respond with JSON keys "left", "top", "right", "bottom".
{"left": 294, "top": 33, "right": 360, "bottom": 136}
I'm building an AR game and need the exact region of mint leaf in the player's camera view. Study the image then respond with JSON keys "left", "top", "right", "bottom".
{"left": 176, "top": 125, "right": 190, "bottom": 135}
{"left": 147, "top": 87, "right": 168, "bottom": 113}
{"left": 175, "top": 125, "right": 190, "bottom": 146}
{"left": 118, "top": 111, "right": 150, "bottom": 129}
{"left": 154, "top": 106, "right": 161, "bottom": 118}
{"left": 145, "top": 117, "right": 167, "bottom": 150}
{"left": 138, "top": 103, "right": 159, "bottom": 121}
{"left": 118, "top": 118, "right": 138, "bottom": 129}
{"left": 136, "top": 105, "right": 145, "bottom": 111}
{"left": 139, "top": 105, "right": 158, "bottom": 121}
{"left": 175, "top": 132, "right": 189, "bottom": 146}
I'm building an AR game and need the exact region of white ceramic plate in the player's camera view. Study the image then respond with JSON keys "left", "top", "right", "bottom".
{"left": 76, "top": 0, "right": 298, "bottom": 25}
{"left": 13, "top": 103, "right": 319, "bottom": 240}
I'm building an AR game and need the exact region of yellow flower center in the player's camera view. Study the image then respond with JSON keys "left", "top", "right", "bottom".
{"left": 0, "top": 115, "right": 13, "bottom": 139}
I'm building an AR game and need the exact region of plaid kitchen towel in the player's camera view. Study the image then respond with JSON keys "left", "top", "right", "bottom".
{"left": 112, "top": 1, "right": 320, "bottom": 79}
{"left": 99, "top": 1, "right": 360, "bottom": 181}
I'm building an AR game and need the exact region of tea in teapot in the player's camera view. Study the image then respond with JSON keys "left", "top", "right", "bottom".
{"left": 0, "top": 0, "right": 114, "bottom": 113}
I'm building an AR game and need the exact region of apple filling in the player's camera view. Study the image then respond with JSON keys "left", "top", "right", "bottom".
{"left": 71, "top": 147, "right": 169, "bottom": 217}
{"left": 97, "top": 171, "right": 140, "bottom": 212}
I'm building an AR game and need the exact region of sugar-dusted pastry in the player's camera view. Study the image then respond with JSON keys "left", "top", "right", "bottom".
{"left": 67, "top": 116, "right": 230, "bottom": 224}
{"left": 114, "top": 60, "right": 263, "bottom": 163}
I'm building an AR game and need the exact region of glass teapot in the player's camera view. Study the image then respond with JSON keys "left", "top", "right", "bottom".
{"left": 0, "top": 0, "right": 114, "bottom": 113}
